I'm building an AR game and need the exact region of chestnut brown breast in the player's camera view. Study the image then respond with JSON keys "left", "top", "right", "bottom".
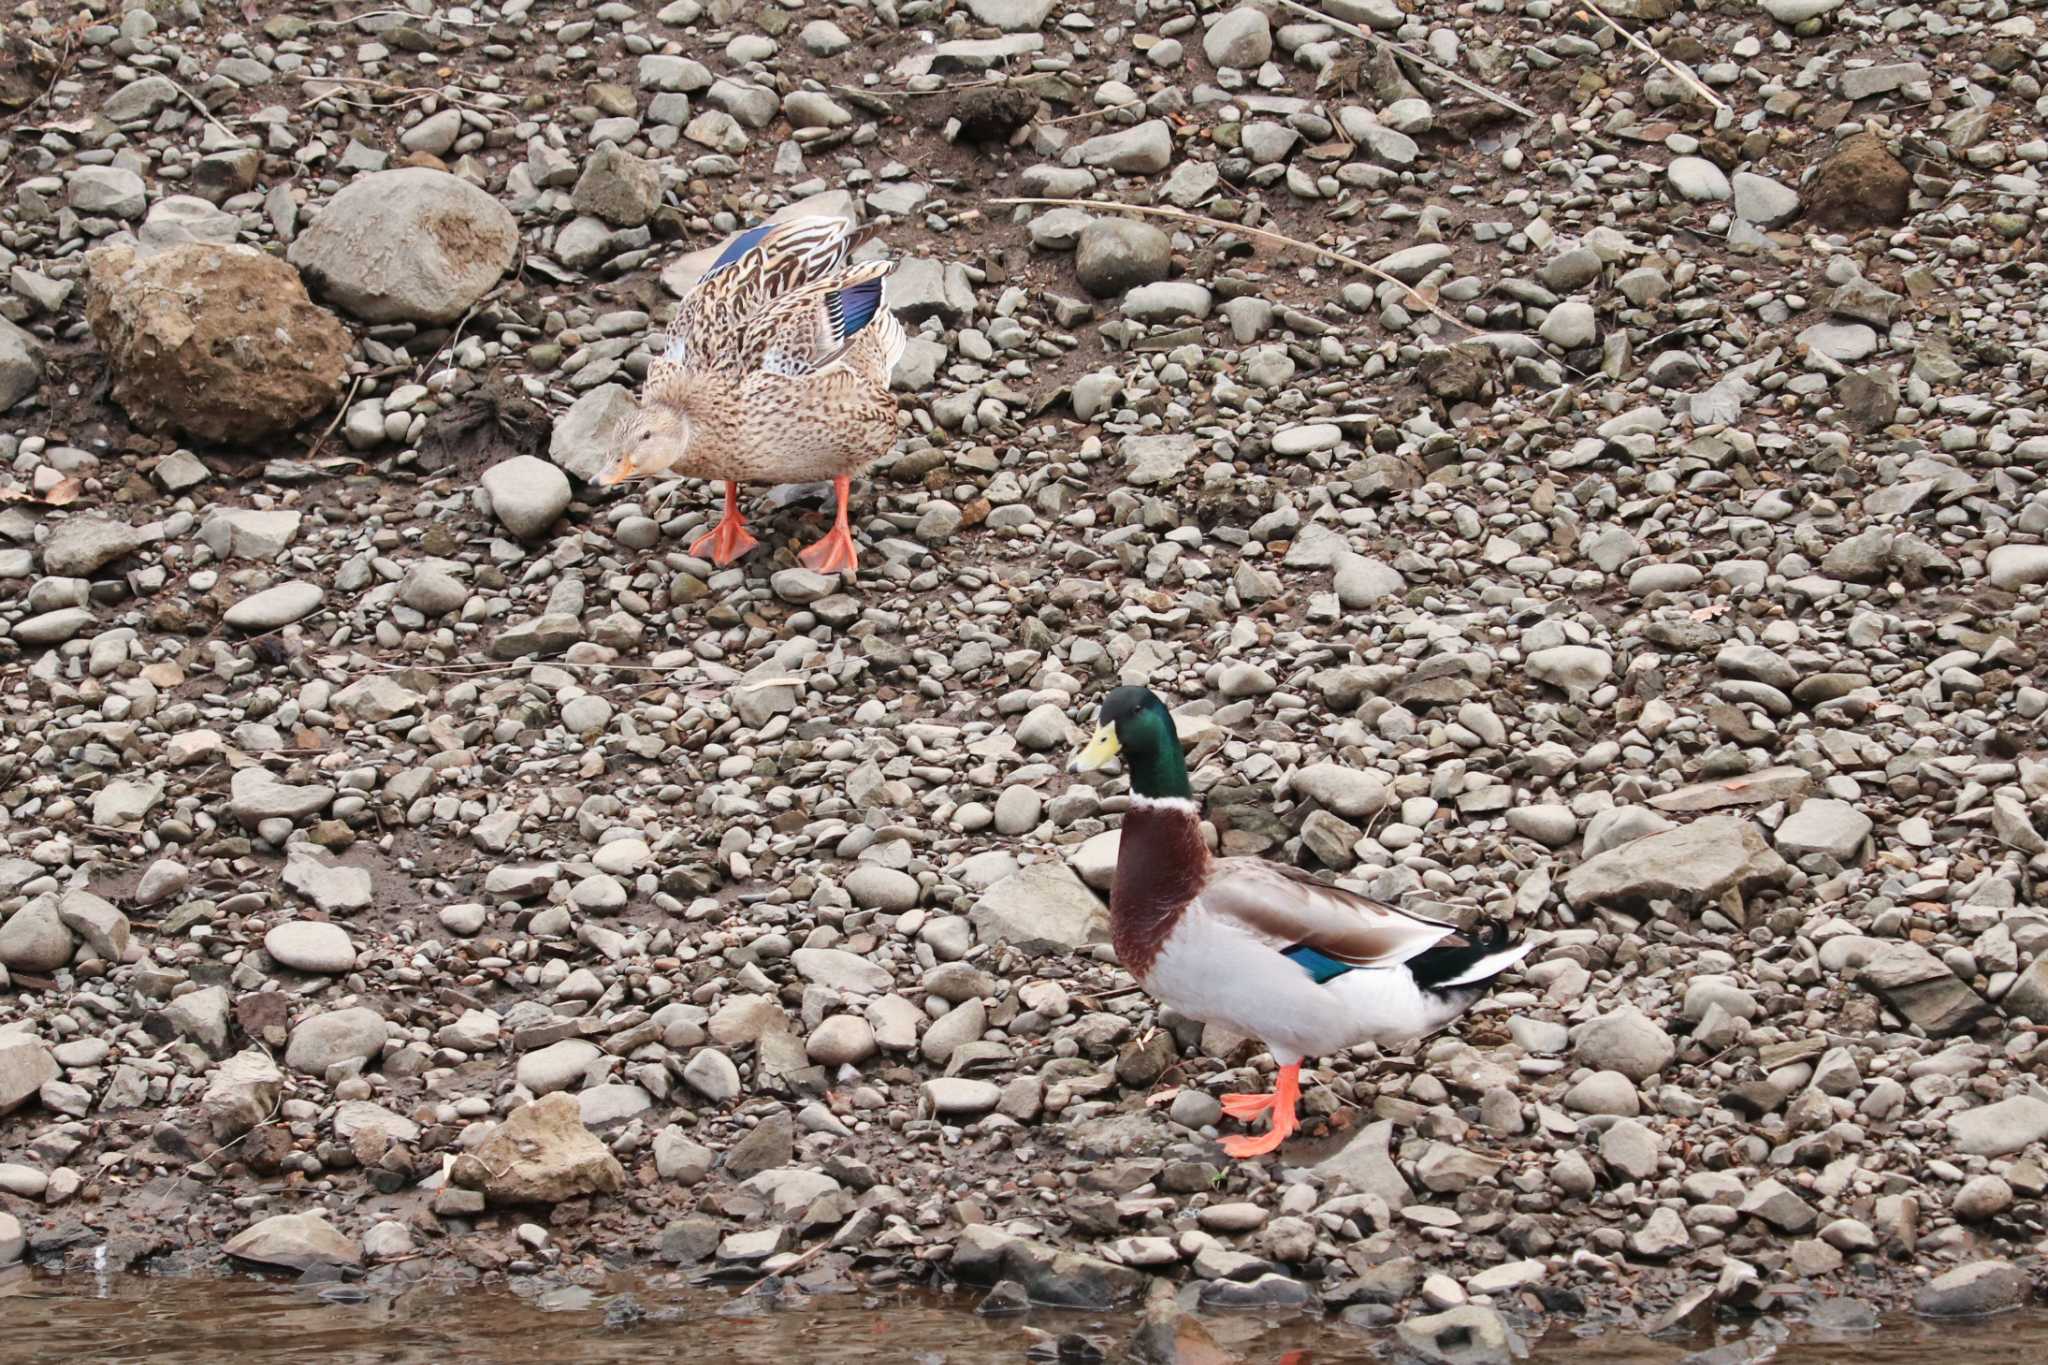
{"left": 1110, "top": 803, "right": 1211, "bottom": 976}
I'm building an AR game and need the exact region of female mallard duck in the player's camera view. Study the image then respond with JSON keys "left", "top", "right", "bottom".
{"left": 600, "top": 216, "right": 905, "bottom": 575}
{"left": 1070, "top": 686, "right": 1535, "bottom": 1158}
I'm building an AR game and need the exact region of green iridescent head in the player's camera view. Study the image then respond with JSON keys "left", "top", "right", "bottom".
{"left": 1069, "top": 686, "right": 1192, "bottom": 800}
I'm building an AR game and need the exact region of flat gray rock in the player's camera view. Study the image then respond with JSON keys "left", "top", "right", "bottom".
{"left": 282, "top": 846, "right": 372, "bottom": 914}
{"left": 0, "top": 316, "right": 44, "bottom": 410}
{"left": 1856, "top": 941, "right": 1990, "bottom": 1037}
{"left": 201, "top": 508, "right": 300, "bottom": 560}
{"left": 229, "top": 768, "right": 334, "bottom": 825}
{"left": 285, "top": 1006, "right": 389, "bottom": 1074}
{"left": 1915, "top": 1260, "right": 2030, "bottom": 1317}
{"left": 1732, "top": 171, "right": 1801, "bottom": 227}
{"left": 1123, "top": 432, "right": 1197, "bottom": 487}
{"left": 1667, "top": 156, "right": 1731, "bottom": 201}
{"left": 223, "top": 580, "right": 324, "bottom": 631}
{"left": 264, "top": 921, "right": 357, "bottom": 974}
{"left": 225, "top": 1214, "right": 362, "bottom": 1271}
{"left": 288, "top": 167, "right": 518, "bottom": 324}
{"left": 42, "top": 516, "right": 144, "bottom": 576}
{"left": 1072, "top": 120, "right": 1172, "bottom": 174}
{"left": 1948, "top": 1097, "right": 2048, "bottom": 1158}
{"left": 548, "top": 384, "right": 636, "bottom": 484}
{"left": 1564, "top": 816, "right": 1790, "bottom": 911}
{"left": 969, "top": 862, "right": 1109, "bottom": 956}
{"left": 482, "top": 455, "right": 573, "bottom": 538}
{"left": 1774, "top": 798, "right": 1872, "bottom": 861}
{"left": 0, "top": 1034, "right": 58, "bottom": 1117}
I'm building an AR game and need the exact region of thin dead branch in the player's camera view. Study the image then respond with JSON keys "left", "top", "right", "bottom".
{"left": 1269, "top": 0, "right": 1536, "bottom": 121}
{"left": 297, "top": 75, "right": 518, "bottom": 120}
{"left": 150, "top": 1049, "right": 287, "bottom": 1206}
{"left": 164, "top": 77, "right": 243, "bottom": 141}
{"left": 742, "top": 1238, "right": 834, "bottom": 1293}
{"left": 312, "top": 8, "right": 489, "bottom": 27}
{"left": 1578, "top": 0, "right": 1730, "bottom": 113}
{"left": 303, "top": 372, "right": 366, "bottom": 465}
{"left": 991, "top": 196, "right": 1483, "bottom": 339}
{"left": 1042, "top": 97, "right": 1146, "bottom": 127}
{"left": 0, "top": 19, "right": 86, "bottom": 130}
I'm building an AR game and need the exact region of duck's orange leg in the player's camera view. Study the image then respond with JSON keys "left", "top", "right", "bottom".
{"left": 1219, "top": 1062, "right": 1302, "bottom": 1159}
{"left": 690, "top": 481, "right": 759, "bottom": 566}
{"left": 798, "top": 474, "right": 859, "bottom": 576}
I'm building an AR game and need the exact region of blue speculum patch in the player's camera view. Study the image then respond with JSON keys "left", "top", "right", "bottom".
{"left": 708, "top": 223, "right": 776, "bottom": 274}
{"left": 834, "top": 277, "right": 884, "bottom": 338}
{"left": 1282, "top": 944, "right": 1352, "bottom": 983}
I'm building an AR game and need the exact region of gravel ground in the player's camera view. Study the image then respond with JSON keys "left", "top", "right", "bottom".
{"left": 5, "top": 0, "right": 2048, "bottom": 1353}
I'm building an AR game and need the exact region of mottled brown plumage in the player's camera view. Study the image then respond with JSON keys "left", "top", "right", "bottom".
{"left": 601, "top": 216, "right": 906, "bottom": 574}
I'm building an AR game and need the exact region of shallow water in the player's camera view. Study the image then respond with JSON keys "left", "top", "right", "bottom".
{"left": 5, "top": 1269, "right": 2048, "bottom": 1364}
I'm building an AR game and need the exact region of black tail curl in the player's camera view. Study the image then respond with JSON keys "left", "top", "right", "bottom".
{"left": 1406, "top": 918, "right": 1521, "bottom": 993}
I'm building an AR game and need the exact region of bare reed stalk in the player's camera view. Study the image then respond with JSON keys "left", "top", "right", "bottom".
{"left": 989, "top": 196, "right": 1483, "bottom": 339}
{"left": 1578, "top": 0, "right": 1731, "bottom": 112}
{"left": 1268, "top": 0, "right": 1537, "bottom": 120}
{"left": 166, "top": 78, "right": 244, "bottom": 140}
{"left": 1043, "top": 97, "right": 1146, "bottom": 127}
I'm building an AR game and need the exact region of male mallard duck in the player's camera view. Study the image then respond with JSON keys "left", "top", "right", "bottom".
{"left": 1069, "top": 686, "right": 1535, "bottom": 1158}
{"left": 600, "top": 216, "right": 905, "bottom": 575}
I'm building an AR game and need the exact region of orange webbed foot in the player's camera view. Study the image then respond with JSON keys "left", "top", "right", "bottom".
{"left": 1217, "top": 1062, "right": 1303, "bottom": 1161}
{"left": 690, "top": 515, "right": 760, "bottom": 566}
{"left": 1220, "top": 1125, "right": 1295, "bottom": 1159}
{"left": 1220, "top": 1091, "right": 1279, "bottom": 1121}
{"left": 691, "top": 482, "right": 759, "bottom": 566}
{"left": 797, "top": 525, "right": 859, "bottom": 576}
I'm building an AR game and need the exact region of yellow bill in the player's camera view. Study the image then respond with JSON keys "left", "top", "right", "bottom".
{"left": 1069, "top": 723, "right": 1121, "bottom": 772}
{"left": 600, "top": 452, "right": 637, "bottom": 486}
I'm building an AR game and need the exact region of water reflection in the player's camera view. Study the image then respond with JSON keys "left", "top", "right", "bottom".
{"left": 1, "top": 1268, "right": 2044, "bottom": 1365}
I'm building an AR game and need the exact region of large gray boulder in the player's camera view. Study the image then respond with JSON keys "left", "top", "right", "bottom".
{"left": 224, "top": 1213, "right": 362, "bottom": 1272}
{"left": 0, "top": 1033, "right": 58, "bottom": 1117}
{"left": 449, "top": 1092, "right": 627, "bottom": 1206}
{"left": 85, "top": 242, "right": 351, "bottom": 444}
{"left": 1563, "top": 816, "right": 1789, "bottom": 912}
{"left": 288, "top": 167, "right": 518, "bottom": 323}
{"left": 549, "top": 384, "right": 636, "bottom": 484}
{"left": 0, "top": 316, "right": 44, "bottom": 411}
{"left": 969, "top": 861, "right": 1110, "bottom": 956}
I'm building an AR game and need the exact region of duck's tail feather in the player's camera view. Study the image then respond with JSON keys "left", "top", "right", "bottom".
{"left": 1406, "top": 920, "right": 1536, "bottom": 993}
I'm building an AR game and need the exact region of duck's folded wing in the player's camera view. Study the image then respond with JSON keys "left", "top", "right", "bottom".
{"left": 652, "top": 217, "right": 863, "bottom": 382}
{"left": 742, "top": 261, "right": 897, "bottom": 377}
{"left": 698, "top": 218, "right": 858, "bottom": 326}
{"left": 704, "top": 217, "right": 852, "bottom": 281}
{"left": 1198, "top": 859, "right": 1459, "bottom": 968}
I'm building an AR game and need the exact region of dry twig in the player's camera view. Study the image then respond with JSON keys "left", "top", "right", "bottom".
{"left": 991, "top": 196, "right": 1483, "bottom": 338}
{"left": 1578, "top": 0, "right": 1730, "bottom": 113}
{"left": 164, "top": 77, "right": 243, "bottom": 141}
{"left": 151, "top": 1051, "right": 287, "bottom": 1206}
{"left": 304, "top": 372, "right": 365, "bottom": 465}
{"left": 1269, "top": 0, "right": 1536, "bottom": 120}
{"left": 313, "top": 8, "right": 488, "bottom": 27}
{"left": 297, "top": 75, "right": 516, "bottom": 120}
{"left": 411, "top": 298, "right": 485, "bottom": 383}
{"left": 0, "top": 20, "right": 85, "bottom": 129}
{"left": 1041, "top": 97, "right": 1146, "bottom": 127}
{"left": 742, "top": 1238, "right": 834, "bottom": 1293}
